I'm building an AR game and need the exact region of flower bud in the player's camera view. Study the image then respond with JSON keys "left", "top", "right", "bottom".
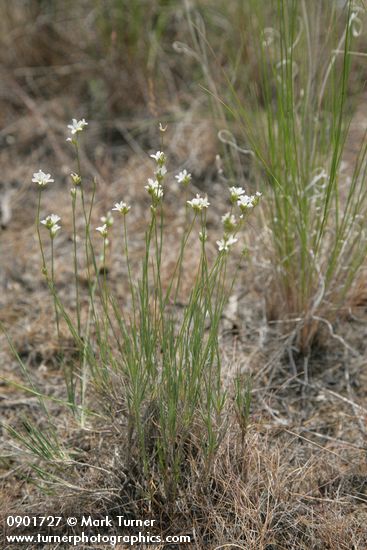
{"left": 71, "top": 172, "right": 81, "bottom": 186}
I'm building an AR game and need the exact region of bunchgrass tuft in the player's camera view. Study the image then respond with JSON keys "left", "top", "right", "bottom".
{"left": 3, "top": 119, "right": 261, "bottom": 501}
{"left": 196, "top": 0, "right": 367, "bottom": 353}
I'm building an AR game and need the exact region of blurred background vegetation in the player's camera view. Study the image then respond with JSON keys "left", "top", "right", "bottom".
{"left": 0, "top": 0, "right": 365, "bottom": 172}
{"left": 0, "top": 1, "right": 364, "bottom": 157}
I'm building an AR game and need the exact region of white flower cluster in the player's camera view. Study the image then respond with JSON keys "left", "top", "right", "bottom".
{"left": 216, "top": 235, "right": 238, "bottom": 252}
{"left": 96, "top": 203, "right": 131, "bottom": 238}
{"left": 145, "top": 178, "right": 164, "bottom": 202}
{"left": 187, "top": 194, "right": 210, "bottom": 212}
{"left": 215, "top": 186, "right": 262, "bottom": 253}
{"left": 237, "top": 192, "right": 262, "bottom": 213}
{"left": 229, "top": 186, "right": 246, "bottom": 203}
{"left": 41, "top": 214, "right": 61, "bottom": 237}
{"left": 216, "top": 213, "right": 238, "bottom": 252}
{"left": 32, "top": 118, "right": 263, "bottom": 261}
{"left": 229, "top": 186, "right": 262, "bottom": 214}
{"left": 96, "top": 212, "right": 114, "bottom": 240}
{"left": 146, "top": 150, "right": 168, "bottom": 204}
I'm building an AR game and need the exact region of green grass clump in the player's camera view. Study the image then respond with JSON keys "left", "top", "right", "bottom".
{"left": 197, "top": 0, "right": 367, "bottom": 352}
{"left": 4, "top": 121, "right": 257, "bottom": 500}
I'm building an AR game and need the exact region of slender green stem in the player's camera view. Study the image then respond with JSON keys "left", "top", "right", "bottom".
{"left": 50, "top": 236, "right": 60, "bottom": 340}
{"left": 36, "top": 189, "right": 46, "bottom": 273}
{"left": 102, "top": 236, "right": 109, "bottom": 338}
{"left": 123, "top": 216, "right": 137, "bottom": 323}
{"left": 71, "top": 193, "right": 81, "bottom": 336}
{"left": 166, "top": 215, "right": 196, "bottom": 307}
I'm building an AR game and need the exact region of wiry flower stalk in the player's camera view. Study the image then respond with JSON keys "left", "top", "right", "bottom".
{"left": 40, "top": 213, "right": 61, "bottom": 340}
{"left": 50, "top": 231, "right": 60, "bottom": 340}
{"left": 71, "top": 187, "right": 81, "bottom": 336}
{"left": 122, "top": 214, "right": 136, "bottom": 321}
{"left": 35, "top": 188, "right": 47, "bottom": 274}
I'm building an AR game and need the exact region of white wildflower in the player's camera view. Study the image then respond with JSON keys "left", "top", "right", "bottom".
{"left": 100, "top": 211, "right": 114, "bottom": 227}
{"left": 96, "top": 224, "right": 108, "bottom": 238}
{"left": 145, "top": 178, "right": 164, "bottom": 201}
{"left": 41, "top": 214, "right": 61, "bottom": 238}
{"left": 221, "top": 212, "right": 237, "bottom": 233}
{"left": 175, "top": 169, "right": 192, "bottom": 186}
{"left": 216, "top": 235, "right": 238, "bottom": 252}
{"left": 150, "top": 151, "right": 166, "bottom": 166}
{"left": 50, "top": 224, "right": 61, "bottom": 237}
{"left": 41, "top": 214, "right": 61, "bottom": 229}
{"left": 229, "top": 186, "right": 245, "bottom": 203}
{"left": 237, "top": 191, "right": 262, "bottom": 213}
{"left": 32, "top": 170, "right": 54, "bottom": 187}
{"left": 112, "top": 201, "right": 131, "bottom": 215}
{"left": 67, "top": 118, "right": 88, "bottom": 135}
{"left": 237, "top": 194, "right": 256, "bottom": 211}
{"left": 187, "top": 194, "right": 210, "bottom": 212}
{"left": 155, "top": 165, "right": 167, "bottom": 180}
